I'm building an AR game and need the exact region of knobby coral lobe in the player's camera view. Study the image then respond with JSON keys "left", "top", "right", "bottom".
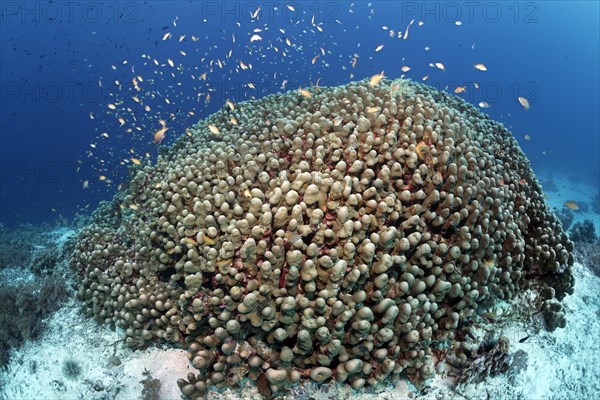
{"left": 71, "top": 78, "right": 574, "bottom": 398}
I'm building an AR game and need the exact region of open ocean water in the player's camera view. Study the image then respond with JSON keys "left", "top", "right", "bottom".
{"left": 0, "top": 2, "right": 599, "bottom": 400}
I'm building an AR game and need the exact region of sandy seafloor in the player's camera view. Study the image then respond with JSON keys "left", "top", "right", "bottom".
{"left": 1, "top": 174, "right": 599, "bottom": 400}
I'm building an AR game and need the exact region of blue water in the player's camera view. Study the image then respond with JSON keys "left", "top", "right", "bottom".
{"left": 1, "top": 1, "right": 598, "bottom": 226}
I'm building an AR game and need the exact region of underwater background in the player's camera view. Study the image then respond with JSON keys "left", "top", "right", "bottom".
{"left": 1, "top": 2, "right": 599, "bottom": 400}
{"left": 0, "top": 1, "right": 598, "bottom": 229}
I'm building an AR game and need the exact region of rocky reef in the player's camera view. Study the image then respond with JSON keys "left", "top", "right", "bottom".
{"left": 70, "top": 79, "right": 574, "bottom": 398}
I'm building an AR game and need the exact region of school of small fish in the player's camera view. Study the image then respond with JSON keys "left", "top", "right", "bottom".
{"left": 81, "top": 1, "right": 541, "bottom": 205}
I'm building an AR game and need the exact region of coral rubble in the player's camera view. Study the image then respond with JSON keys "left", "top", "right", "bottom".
{"left": 570, "top": 219, "right": 599, "bottom": 244}
{"left": 0, "top": 277, "right": 68, "bottom": 368}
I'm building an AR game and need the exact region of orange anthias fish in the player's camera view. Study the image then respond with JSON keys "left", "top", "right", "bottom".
{"left": 564, "top": 201, "right": 579, "bottom": 210}
{"left": 185, "top": 237, "right": 198, "bottom": 245}
{"left": 299, "top": 88, "right": 312, "bottom": 98}
{"left": 369, "top": 71, "right": 385, "bottom": 87}
{"left": 415, "top": 141, "right": 429, "bottom": 160}
{"left": 153, "top": 120, "right": 169, "bottom": 144}
{"left": 483, "top": 258, "right": 496, "bottom": 267}
{"left": 518, "top": 96, "right": 530, "bottom": 110}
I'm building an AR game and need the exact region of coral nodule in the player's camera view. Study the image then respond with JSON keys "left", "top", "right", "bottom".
{"left": 71, "top": 79, "right": 574, "bottom": 398}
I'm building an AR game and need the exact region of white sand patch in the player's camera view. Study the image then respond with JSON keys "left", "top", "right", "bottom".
{"left": 1, "top": 299, "right": 190, "bottom": 400}
{"left": 52, "top": 227, "right": 77, "bottom": 246}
